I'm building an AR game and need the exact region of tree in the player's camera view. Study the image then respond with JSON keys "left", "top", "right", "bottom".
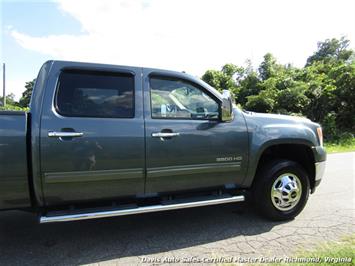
{"left": 19, "top": 79, "right": 36, "bottom": 108}
{"left": 306, "top": 37, "right": 353, "bottom": 65}
{"left": 275, "top": 85, "right": 310, "bottom": 114}
{"left": 0, "top": 93, "right": 17, "bottom": 106}
{"left": 303, "top": 38, "right": 354, "bottom": 137}
{"left": 202, "top": 70, "right": 226, "bottom": 92}
{"left": 221, "top": 63, "right": 243, "bottom": 78}
{"left": 330, "top": 61, "right": 355, "bottom": 132}
{"left": 258, "top": 53, "right": 283, "bottom": 80}
{"left": 245, "top": 89, "right": 277, "bottom": 113}
{"left": 237, "top": 71, "right": 261, "bottom": 105}
{"left": 202, "top": 64, "right": 242, "bottom": 100}
{"left": 200, "top": 37, "right": 354, "bottom": 139}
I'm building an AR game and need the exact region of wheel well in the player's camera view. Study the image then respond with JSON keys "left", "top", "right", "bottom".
{"left": 255, "top": 144, "right": 316, "bottom": 190}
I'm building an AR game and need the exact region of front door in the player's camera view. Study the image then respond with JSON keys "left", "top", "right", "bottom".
{"left": 143, "top": 71, "right": 249, "bottom": 194}
{"left": 40, "top": 63, "right": 145, "bottom": 206}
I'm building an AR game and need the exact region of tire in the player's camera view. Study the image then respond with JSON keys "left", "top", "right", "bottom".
{"left": 253, "top": 159, "right": 310, "bottom": 221}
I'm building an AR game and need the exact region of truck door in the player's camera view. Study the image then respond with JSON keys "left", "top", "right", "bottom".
{"left": 143, "top": 70, "right": 249, "bottom": 194}
{"left": 40, "top": 63, "right": 145, "bottom": 206}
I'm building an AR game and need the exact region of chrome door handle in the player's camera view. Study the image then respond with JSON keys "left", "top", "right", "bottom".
{"left": 48, "top": 131, "right": 84, "bottom": 138}
{"left": 152, "top": 132, "right": 180, "bottom": 138}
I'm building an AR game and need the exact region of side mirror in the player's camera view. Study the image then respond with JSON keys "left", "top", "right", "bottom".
{"left": 221, "top": 90, "right": 234, "bottom": 122}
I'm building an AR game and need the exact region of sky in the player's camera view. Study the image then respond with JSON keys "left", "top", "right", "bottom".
{"left": 1, "top": 0, "right": 355, "bottom": 100}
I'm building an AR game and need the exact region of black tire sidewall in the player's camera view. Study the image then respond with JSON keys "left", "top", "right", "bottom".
{"left": 254, "top": 160, "right": 310, "bottom": 221}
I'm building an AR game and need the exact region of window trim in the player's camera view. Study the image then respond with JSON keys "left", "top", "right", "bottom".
{"left": 149, "top": 75, "right": 221, "bottom": 121}
{"left": 54, "top": 69, "right": 135, "bottom": 119}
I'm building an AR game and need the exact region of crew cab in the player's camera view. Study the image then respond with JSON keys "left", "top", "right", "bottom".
{"left": 0, "top": 60, "right": 326, "bottom": 223}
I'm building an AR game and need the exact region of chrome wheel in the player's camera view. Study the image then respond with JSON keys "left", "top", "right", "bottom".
{"left": 271, "top": 173, "right": 302, "bottom": 211}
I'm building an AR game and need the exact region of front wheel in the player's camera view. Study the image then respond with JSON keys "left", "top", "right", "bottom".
{"left": 253, "top": 160, "right": 310, "bottom": 221}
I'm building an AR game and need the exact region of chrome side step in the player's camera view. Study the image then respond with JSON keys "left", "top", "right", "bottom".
{"left": 40, "top": 195, "right": 245, "bottom": 223}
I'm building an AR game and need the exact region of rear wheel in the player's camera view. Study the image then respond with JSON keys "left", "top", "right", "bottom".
{"left": 253, "top": 160, "right": 310, "bottom": 221}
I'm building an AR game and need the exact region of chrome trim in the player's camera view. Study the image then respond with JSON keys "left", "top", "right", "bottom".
{"left": 271, "top": 173, "right": 302, "bottom": 211}
{"left": 152, "top": 132, "right": 180, "bottom": 138}
{"left": 40, "top": 195, "right": 245, "bottom": 223}
{"left": 315, "top": 161, "right": 326, "bottom": 181}
{"left": 221, "top": 89, "right": 234, "bottom": 122}
{"left": 48, "top": 131, "right": 84, "bottom": 138}
{"left": 44, "top": 168, "right": 144, "bottom": 183}
{"left": 147, "top": 162, "right": 241, "bottom": 178}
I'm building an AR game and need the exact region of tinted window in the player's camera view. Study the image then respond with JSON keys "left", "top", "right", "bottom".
{"left": 150, "top": 77, "right": 219, "bottom": 120}
{"left": 56, "top": 70, "right": 134, "bottom": 118}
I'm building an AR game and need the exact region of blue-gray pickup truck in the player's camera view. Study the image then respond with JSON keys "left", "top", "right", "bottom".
{"left": 0, "top": 60, "right": 326, "bottom": 223}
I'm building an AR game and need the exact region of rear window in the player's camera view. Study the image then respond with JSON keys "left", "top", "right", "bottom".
{"left": 55, "top": 70, "right": 134, "bottom": 118}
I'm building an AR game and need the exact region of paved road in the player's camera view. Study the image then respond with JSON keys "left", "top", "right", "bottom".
{"left": 0, "top": 153, "right": 354, "bottom": 265}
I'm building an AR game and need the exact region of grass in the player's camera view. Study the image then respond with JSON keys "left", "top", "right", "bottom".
{"left": 219, "top": 235, "right": 355, "bottom": 266}
{"left": 215, "top": 234, "right": 355, "bottom": 266}
{"left": 266, "top": 235, "right": 355, "bottom": 266}
{"left": 0, "top": 104, "right": 28, "bottom": 111}
{"left": 324, "top": 138, "right": 355, "bottom": 153}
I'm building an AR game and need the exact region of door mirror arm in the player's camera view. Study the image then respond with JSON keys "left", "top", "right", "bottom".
{"left": 220, "top": 90, "right": 234, "bottom": 122}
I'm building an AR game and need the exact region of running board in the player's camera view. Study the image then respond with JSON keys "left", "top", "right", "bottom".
{"left": 40, "top": 195, "right": 245, "bottom": 223}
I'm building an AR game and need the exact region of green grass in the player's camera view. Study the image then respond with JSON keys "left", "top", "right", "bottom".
{"left": 265, "top": 235, "right": 355, "bottom": 266}
{"left": 218, "top": 235, "right": 355, "bottom": 266}
{"left": 324, "top": 138, "right": 355, "bottom": 153}
{"left": 215, "top": 234, "right": 355, "bottom": 266}
{"left": 0, "top": 104, "right": 28, "bottom": 111}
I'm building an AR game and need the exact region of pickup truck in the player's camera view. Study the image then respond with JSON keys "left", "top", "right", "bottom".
{"left": 0, "top": 60, "right": 326, "bottom": 223}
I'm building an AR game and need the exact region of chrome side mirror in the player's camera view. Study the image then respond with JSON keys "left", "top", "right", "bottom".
{"left": 221, "top": 90, "right": 234, "bottom": 122}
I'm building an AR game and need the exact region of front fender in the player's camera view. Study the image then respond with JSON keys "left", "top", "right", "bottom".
{"left": 242, "top": 119, "right": 318, "bottom": 187}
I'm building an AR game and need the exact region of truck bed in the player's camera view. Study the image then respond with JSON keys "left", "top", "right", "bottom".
{"left": 0, "top": 111, "right": 31, "bottom": 209}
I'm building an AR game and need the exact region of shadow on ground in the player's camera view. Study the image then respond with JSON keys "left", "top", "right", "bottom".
{"left": 0, "top": 203, "right": 285, "bottom": 265}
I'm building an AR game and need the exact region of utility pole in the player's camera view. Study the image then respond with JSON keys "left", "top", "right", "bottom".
{"left": 2, "top": 63, "right": 5, "bottom": 107}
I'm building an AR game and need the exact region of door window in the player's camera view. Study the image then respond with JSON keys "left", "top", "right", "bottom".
{"left": 56, "top": 70, "right": 134, "bottom": 118}
{"left": 150, "top": 77, "right": 219, "bottom": 120}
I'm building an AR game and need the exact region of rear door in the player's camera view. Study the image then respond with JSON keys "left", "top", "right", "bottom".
{"left": 143, "top": 70, "right": 249, "bottom": 194}
{"left": 40, "top": 62, "right": 145, "bottom": 206}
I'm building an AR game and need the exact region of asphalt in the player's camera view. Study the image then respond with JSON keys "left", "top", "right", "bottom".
{"left": 0, "top": 152, "right": 354, "bottom": 265}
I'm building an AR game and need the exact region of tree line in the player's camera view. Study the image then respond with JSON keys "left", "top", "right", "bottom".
{"left": 1, "top": 37, "right": 354, "bottom": 141}
{"left": 202, "top": 37, "right": 354, "bottom": 141}
{"left": 0, "top": 79, "right": 34, "bottom": 111}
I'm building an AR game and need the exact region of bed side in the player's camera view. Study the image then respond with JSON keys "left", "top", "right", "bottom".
{"left": 0, "top": 111, "right": 31, "bottom": 210}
